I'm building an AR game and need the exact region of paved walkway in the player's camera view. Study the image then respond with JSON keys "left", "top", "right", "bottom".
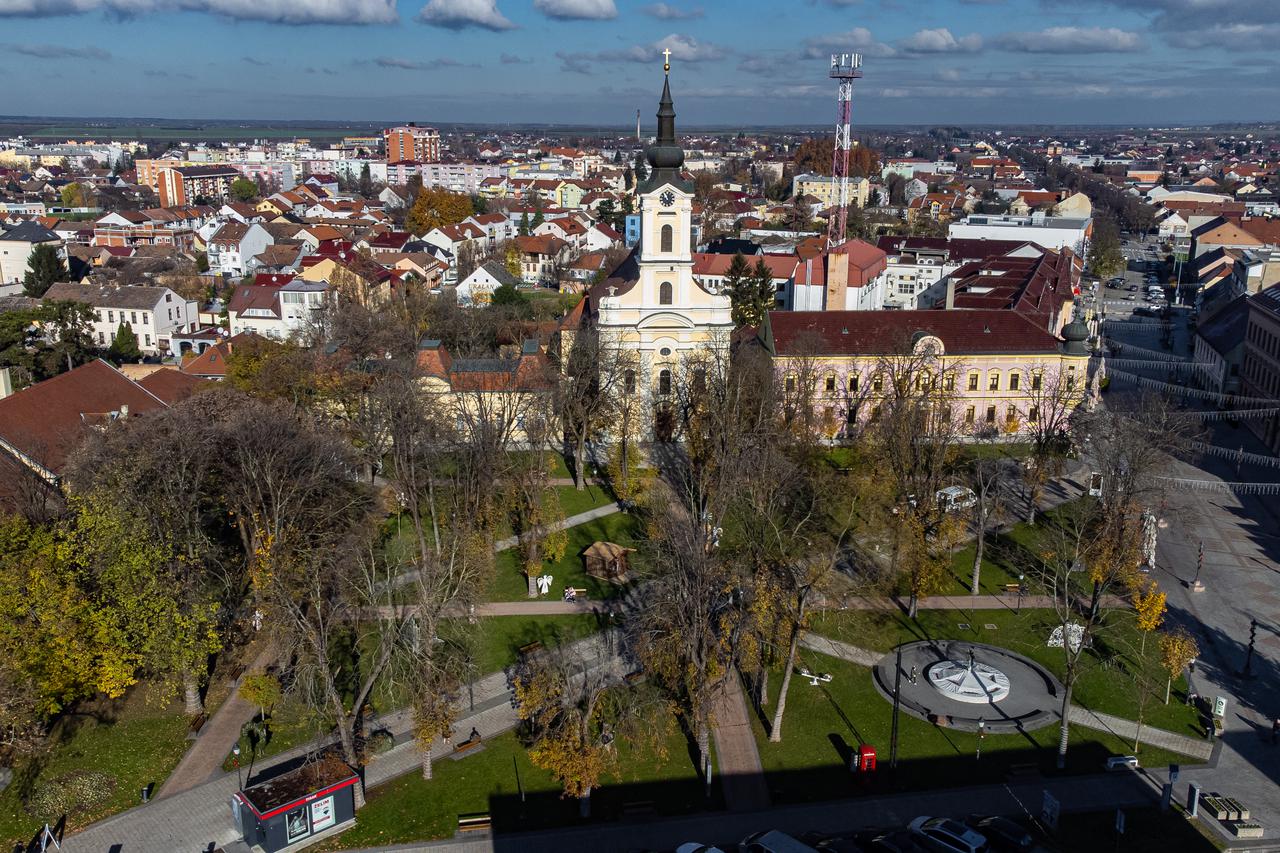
{"left": 799, "top": 633, "right": 881, "bottom": 667}
{"left": 709, "top": 674, "right": 770, "bottom": 812}
{"left": 493, "top": 502, "right": 620, "bottom": 552}
{"left": 1066, "top": 706, "right": 1213, "bottom": 760}
{"left": 60, "top": 635, "right": 618, "bottom": 853}
{"left": 156, "top": 643, "right": 278, "bottom": 799}
{"left": 337, "top": 771, "right": 1159, "bottom": 853}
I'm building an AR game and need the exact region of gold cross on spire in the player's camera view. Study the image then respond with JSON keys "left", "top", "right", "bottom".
{"left": 662, "top": 47, "right": 672, "bottom": 73}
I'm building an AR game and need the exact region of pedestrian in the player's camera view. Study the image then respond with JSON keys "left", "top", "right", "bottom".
{"left": 909, "top": 665, "right": 918, "bottom": 685}
{"left": 470, "top": 726, "right": 481, "bottom": 743}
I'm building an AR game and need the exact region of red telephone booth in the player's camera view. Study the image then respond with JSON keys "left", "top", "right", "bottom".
{"left": 856, "top": 744, "right": 877, "bottom": 772}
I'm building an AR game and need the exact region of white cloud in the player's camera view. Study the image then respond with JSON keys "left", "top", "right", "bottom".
{"left": 557, "top": 32, "right": 724, "bottom": 73}
{"left": 533, "top": 0, "right": 614, "bottom": 19}
{"left": 0, "top": 0, "right": 397, "bottom": 22}
{"left": 898, "top": 27, "right": 983, "bottom": 53}
{"left": 801, "top": 27, "right": 895, "bottom": 59}
{"left": 994, "top": 26, "right": 1143, "bottom": 53}
{"left": 1165, "top": 22, "right": 1280, "bottom": 48}
{"left": 641, "top": 2, "right": 701, "bottom": 19}
{"left": 418, "top": 0, "right": 513, "bottom": 30}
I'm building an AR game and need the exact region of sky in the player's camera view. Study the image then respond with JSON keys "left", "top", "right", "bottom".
{"left": 1, "top": 0, "right": 1278, "bottom": 127}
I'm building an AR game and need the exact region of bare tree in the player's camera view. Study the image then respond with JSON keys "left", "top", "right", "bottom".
{"left": 1016, "top": 363, "right": 1084, "bottom": 524}
{"left": 557, "top": 327, "right": 636, "bottom": 490}
{"left": 965, "top": 426, "right": 1010, "bottom": 595}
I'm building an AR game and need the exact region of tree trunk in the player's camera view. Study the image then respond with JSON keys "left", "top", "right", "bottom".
{"left": 971, "top": 511, "right": 985, "bottom": 596}
{"left": 908, "top": 591, "right": 919, "bottom": 619}
{"left": 421, "top": 740, "right": 434, "bottom": 780}
{"left": 527, "top": 571, "right": 538, "bottom": 598}
{"left": 755, "top": 664, "right": 769, "bottom": 710}
{"left": 696, "top": 718, "right": 711, "bottom": 793}
{"left": 579, "top": 789, "right": 591, "bottom": 818}
{"left": 183, "top": 671, "right": 204, "bottom": 716}
{"left": 1056, "top": 682, "right": 1074, "bottom": 770}
{"left": 1164, "top": 676, "right": 1171, "bottom": 705}
{"left": 770, "top": 629, "right": 801, "bottom": 743}
{"left": 574, "top": 435, "right": 587, "bottom": 492}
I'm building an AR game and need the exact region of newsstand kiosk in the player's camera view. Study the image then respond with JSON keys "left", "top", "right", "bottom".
{"left": 232, "top": 753, "right": 359, "bottom": 852}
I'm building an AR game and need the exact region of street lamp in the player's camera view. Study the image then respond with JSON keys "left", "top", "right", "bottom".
{"left": 233, "top": 744, "right": 242, "bottom": 790}
{"left": 1017, "top": 574, "right": 1025, "bottom": 614}
{"left": 976, "top": 718, "right": 986, "bottom": 762}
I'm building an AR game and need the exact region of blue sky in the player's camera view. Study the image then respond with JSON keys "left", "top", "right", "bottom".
{"left": 1, "top": 0, "right": 1278, "bottom": 126}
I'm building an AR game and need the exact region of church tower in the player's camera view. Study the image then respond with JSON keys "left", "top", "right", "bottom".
{"left": 593, "top": 56, "right": 733, "bottom": 422}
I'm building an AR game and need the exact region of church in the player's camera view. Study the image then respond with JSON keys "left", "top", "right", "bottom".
{"left": 575, "top": 60, "right": 734, "bottom": 423}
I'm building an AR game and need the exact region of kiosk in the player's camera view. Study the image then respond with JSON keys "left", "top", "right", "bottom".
{"left": 232, "top": 753, "right": 358, "bottom": 852}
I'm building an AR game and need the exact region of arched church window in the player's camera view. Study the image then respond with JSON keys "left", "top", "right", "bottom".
{"left": 624, "top": 369, "right": 636, "bottom": 394}
{"left": 660, "top": 224, "right": 673, "bottom": 253}
{"left": 659, "top": 281, "right": 673, "bottom": 305}
{"left": 658, "top": 368, "right": 672, "bottom": 396}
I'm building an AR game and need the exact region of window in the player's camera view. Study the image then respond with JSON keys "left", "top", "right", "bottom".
{"left": 1009, "top": 371, "right": 1020, "bottom": 391}
{"left": 1031, "top": 372, "right": 1043, "bottom": 391}
{"left": 658, "top": 368, "right": 671, "bottom": 396}
{"left": 965, "top": 405, "right": 975, "bottom": 424}
{"left": 145, "top": 334, "right": 152, "bottom": 347}
{"left": 624, "top": 369, "right": 636, "bottom": 394}
{"left": 1028, "top": 405, "right": 1040, "bottom": 423}
{"left": 95, "top": 310, "right": 103, "bottom": 322}
{"left": 985, "top": 405, "right": 996, "bottom": 424}
{"left": 848, "top": 374, "right": 859, "bottom": 393}
{"left": 943, "top": 372, "right": 955, "bottom": 391}
{"left": 660, "top": 223, "right": 673, "bottom": 253}
{"left": 131, "top": 311, "right": 137, "bottom": 324}
{"left": 988, "top": 372, "right": 1000, "bottom": 392}
{"left": 869, "top": 404, "right": 882, "bottom": 422}
{"left": 659, "top": 281, "right": 673, "bottom": 305}
{"left": 1066, "top": 366, "right": 1077, "bottom": 389}
{"left": 825, "top": 374, "right": 836, "bottom": 393}
{"left": 97, "top": 331, "right": 105, "bottom": 344}
{"left": 967, "top": 372, "right": 979, "bottom": 391}
{"left": 871, "top": 374, "right": 883, "bottom": 393}
{"left": 108, "top": 310, "right": 115, "bottom": 323}
{"left": 785, "top": 374, "right": 796, "bottom": 393}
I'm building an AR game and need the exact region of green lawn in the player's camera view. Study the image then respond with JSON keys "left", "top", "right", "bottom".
{"left": 554, "top": 483, "right": 617, "bottom": 519}
{"left": 221, "top": 698, "right": 329, "bottom": 773}
{"left": 470, "top": 613, "right": 609, "bottom": 675}
{"left": 0, "top": 694, "right": 190, "bottom": 846}
{"left": 749, "top": 650, "right": 1196, "bottom": 806}
{"left": 316, "top": 715, "right": 717, "bottom": 849}
{"left": 488, "top": 511, "right": 642, "bottom": 603}
{"left": 808, "top": 607, "right": 1201, "bottom": 737}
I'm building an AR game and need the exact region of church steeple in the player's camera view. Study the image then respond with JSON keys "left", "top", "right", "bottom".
{"left": 640, "top": 58, "right": 687, "bottom": 193}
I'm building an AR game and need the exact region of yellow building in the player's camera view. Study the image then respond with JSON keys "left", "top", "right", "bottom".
{"left": 791, "top": 173, "right": 870, "bottom": 209}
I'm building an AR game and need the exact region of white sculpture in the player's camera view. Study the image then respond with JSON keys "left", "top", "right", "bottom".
{"left": 536, "top": 574, "right": 553, "bottom": 595}
{"left": 1047, "top": 624, "right": 1084, "bottom": 652}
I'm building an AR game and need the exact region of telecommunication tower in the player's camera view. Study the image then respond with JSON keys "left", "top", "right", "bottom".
{"left": 826, "top": 52, "right": 863, "bottom": 248}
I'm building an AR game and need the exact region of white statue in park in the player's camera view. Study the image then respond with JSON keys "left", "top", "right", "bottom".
{"left": 536, "top": 574, "right": 553, "bottom": 595}
{"left": 1141, "top": 509, "right": 1158, "bottom": 568}
{"left": 1047, "top": 624, "right": 1085, "bottom": 652}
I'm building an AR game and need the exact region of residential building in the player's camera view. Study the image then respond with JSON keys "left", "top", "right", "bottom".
{"left": 44, "top": 282, "right": 199, "bottom": 354}
{"left": 158, "top": 165, "right": 239, "bottom": 207}
{"left": 0, "top": 221, "right": 61, "bottom": 296}
{"left": 876, "top": 237, "right": 1041, "bottom": 310}
{"left": 515, "top": 235, "right": 569, "bottom": 286}
{"left": 227, "top": 273, "right": 328, "bottom": 340}
{"left": 415, "top": 338, "right": 554, "bottom": 443}
{"left": 384, "top": 125, "right": 441, "bottom": 164}
{"left": 790, "top": 240, "right": 889, "bottom": 311}
{"left": 1242, "top": 284, "right": 1280, "bottom": 452}
{"left": 791, "top": 173, "right": 870, "bottom": 210}
{"left": 1193, "top": 295, "right": 1249, "bottom": 396}
{"left": 206, "top": 221, "right": 274, "bottom": 277}
{"left": 458, "top": 260, "right": 521, "bottom": 305}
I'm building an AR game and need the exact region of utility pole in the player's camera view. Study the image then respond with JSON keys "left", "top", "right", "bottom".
{"left": 890, "top": 646, "right": 902, "bottom": 770}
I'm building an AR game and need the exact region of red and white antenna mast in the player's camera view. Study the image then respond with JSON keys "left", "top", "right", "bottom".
{"left": 826, "top": 52, "right": 863, "bottom": 248}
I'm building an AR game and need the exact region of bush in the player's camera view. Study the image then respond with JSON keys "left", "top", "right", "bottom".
{"left": 365, "top": 728, "right": 395, "bottom": 756}
{"left": 27, "top": 769, "right": 117, "bottom": 818}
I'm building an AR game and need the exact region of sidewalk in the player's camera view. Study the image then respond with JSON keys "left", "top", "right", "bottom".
{"left": 156, "top": 643, "right": 278, "bottom": 799}
{"left": 494, "top": 502, "right": 620, "bottom": 552}
{"left": 710, "top": 674, "right": 770, "bottom": 812}
{"left": 1066, "top": 706, "right": 1213, "bottom": 760}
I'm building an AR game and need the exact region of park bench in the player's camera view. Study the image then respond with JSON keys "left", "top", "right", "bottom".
{"left": 565, "top": 587, "right": 588, "bottom": 601}
{"left": 622, "top": 800, "right": 655, "bottom": 817}
{"left": 624, "top": 670, "right": 646, "bottom": 686}
{"left": 518, "top": 641, "right": 543, "bottom": 657}
{"left": 1003, "top": 583, "right": 1022, "bottom": 595}
{"left": 457, "top": 813, "right": 492, "bottom": 833}
{"left": 186, "top": 714, "right": 207, "bottom": 740}
{"left": 451, "top": 738, "right": 485, "bottom": 760}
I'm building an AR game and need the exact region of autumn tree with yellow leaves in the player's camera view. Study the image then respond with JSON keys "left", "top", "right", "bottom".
{"left": 404, "top": 187, "right": 473, "bottom": 237}
{"left": 1159, "top": 627, "right": 1199, "bottom": 706}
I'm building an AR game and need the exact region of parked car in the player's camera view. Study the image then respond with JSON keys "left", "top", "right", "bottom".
{"left": 907, "top": 816, "right": 988, "bottom": 853}
{"left": 869, "top": 832, "right": 930, "bottom": 853}
{"left": 800, "top": 832, "right": 867, "bottom": 853}
{"left": 936, "top": 485, "right": 978, "bottom": 513}
{"left": 740, "top": 830, "right": 820, "bottom": 853}
{"left": 677, "top": 845, "right": 725, "bottom": 853}
{"left": 962, "top": 816, "right": 1033, "bottom": 852}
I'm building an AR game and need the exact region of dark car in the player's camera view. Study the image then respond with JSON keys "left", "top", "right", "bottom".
{"left": 870, "top": 832, "right": 930, "bottom": 853}
{"left": 963, "top": 816, "right": 1033, "bottom": 852}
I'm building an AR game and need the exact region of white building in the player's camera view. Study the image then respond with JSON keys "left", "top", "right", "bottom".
{"left": 948, "top": 212, "right": 1090, "bottom": 254}
{"left": 457, "top": 261, "right": 521, "bottom": 305}
{"left": 43, "top": 282, "right": 198, "bottom": 355}
{"left": 227, "top": 274, "right": 328, "bottom": 340}
{"left": 0, "top": 221, "right": 61, "bottom": 296}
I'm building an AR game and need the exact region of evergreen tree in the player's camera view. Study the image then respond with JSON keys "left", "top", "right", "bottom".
{"left": 519, "top": 211, "right": 531, "bottom": 236}
{"left": 633, "top": 152, "right": 648, "bottom": 183}
{"left": 723, "top": 252, "right": 751, "bottom": 316}
{"left": 22, "top": 244, "right": 66, "bottom": 298}
{"left": 108, "top": 322, "right": 142, "bottom": 364}
{"left": 728, "top": 257, "right": 776, "bottom": 328}
{"left": 358, "top": 163, "right": 373, "bottom": 197}
{"left": 597, "top": 198, "right": 617, "bottom": 232}
{"left": 531, "top": 193, "right": 545, "bottom": 230}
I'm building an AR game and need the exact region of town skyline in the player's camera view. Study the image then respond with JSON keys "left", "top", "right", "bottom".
{"left": 1, "top": 0, "right": 1279, "bottom": 125}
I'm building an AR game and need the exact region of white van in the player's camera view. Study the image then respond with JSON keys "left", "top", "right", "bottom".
{"left": 936, "top": 485, "right": 978, "bottom": 513}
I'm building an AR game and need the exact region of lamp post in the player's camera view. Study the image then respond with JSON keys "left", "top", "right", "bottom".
{"left": 1017, "top": 574, "right": 1025, "bottom": 614}
{"left": 233, "top": 745, "right": 242, "bottom": 791}
{"left": 976, "top": 718, "right": 985, "bottom": 763}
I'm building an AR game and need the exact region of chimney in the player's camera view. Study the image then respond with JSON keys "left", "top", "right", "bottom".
{"left": 825, "top": 248, "right": 849, "bottom": 311}
{"left": 0, "top": 368, "right": 12, "bottom": 399}
{"left": 944, "top": 274, "right": 956, "bottom": 310}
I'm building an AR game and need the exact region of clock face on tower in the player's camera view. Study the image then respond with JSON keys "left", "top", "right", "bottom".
{"left": 659, "top": 190, "right": 675, "bottom": 207}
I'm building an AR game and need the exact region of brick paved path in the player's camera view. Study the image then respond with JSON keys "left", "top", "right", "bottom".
{"left": 156, "top": 643, "right": 278, "bottom": 799}
{"left": 709, "top": 674, "right": 770, "bottom": 812}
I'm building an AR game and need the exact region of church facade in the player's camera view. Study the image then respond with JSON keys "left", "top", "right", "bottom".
{"left": 582, "top": 66, "right": 734, "bottom": 419}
